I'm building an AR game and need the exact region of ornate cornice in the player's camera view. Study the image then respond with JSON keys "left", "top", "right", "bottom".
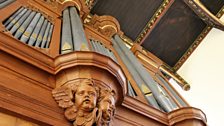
{"left": 135, "top": 0, "right": 174, "bottom": 44}
{"left": 174, "top": 5, "right": 224, "bottom": 70}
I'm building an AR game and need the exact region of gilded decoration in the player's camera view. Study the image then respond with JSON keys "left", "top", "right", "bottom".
{"left": 57, "top": 0, "right": 91, "bottom": 17}
{"left": 174, "top": 5, "right": 224, "bottom": 70}
{"left": 183, "top": 0, "right": 224, "bottom": 31}
{"left": 85, "top": 15, "right": 123, "bottom": 38}
{"left": 52, "top": 79, "right": 116, "bottom": 126}
{"left": 135, "top": 0, "right": 173, "bottom": 43}
{"left": 84, "top": 0, "right": 96, "bottom": 10}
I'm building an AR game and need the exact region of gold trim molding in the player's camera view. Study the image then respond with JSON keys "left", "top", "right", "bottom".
{"left": 184, "top": 0, "right": 224, "bottom": 31}
{"left": 135, "top": 0, "right": 174, "bottom": 43}
{"left": 174, "top": 5, "right": 224, "bottom": 70}
{"left": 84, "top": 14, "right": 123, "bottom": 38}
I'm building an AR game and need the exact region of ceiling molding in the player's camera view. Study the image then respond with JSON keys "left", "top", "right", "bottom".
{"left": 174, "top": 5, "right": 224, "bottom": 71}
{"left": 183, "top": 0, "right": 224, "bottom": 31}
{"left": 135, "top": 0, "right": 175, "bottom": 44}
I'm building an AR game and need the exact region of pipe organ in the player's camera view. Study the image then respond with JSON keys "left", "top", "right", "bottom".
{"left": 61, "top": 6, "right": 89, "bottom": 54}
{"left": 0, "top": 0, "right": 15, "bottom": 9}
{"left": 3, "top": 7, "right": 54, "bottom": 48}
{"left": 90, "top": 39, "right": 117, "bottom": 62}
{"left": 0, "top": 0, "right": 207, "bottom": 126}
{"left": 112, "top": 34, "right": 178, "bottom": 112}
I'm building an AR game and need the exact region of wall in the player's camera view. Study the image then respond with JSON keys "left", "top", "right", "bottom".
{"left": 173, "top": 16, "right": 224, "bottom": 126}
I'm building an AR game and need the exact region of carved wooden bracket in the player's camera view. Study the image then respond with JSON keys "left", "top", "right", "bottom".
{"left": 184, "top": 0, "right": 224, "bottom": 31}
{"left": 51, "top": 52, "right": 127, "bottom": 126}
{"left": 85, "top": 14, "right": 123, "bottom": 38}
{"left": 53, "top": 79, "right": 116, "bottom": 126}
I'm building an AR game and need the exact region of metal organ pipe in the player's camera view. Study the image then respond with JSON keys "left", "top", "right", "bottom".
{"left": 0, "top": 0, "right": 15, "bottom": 9}
{"left": 69, "top": 7, "right": 89, "bottom": 51}
{"left": 6, "top": 8, "right": 28, "bottom": 31}
{"left": 3, "top": 7, "right": 54, "bottom": 48}
{"left": 90, "top": 39, "right": 118, "bottom": 63}
{"left": 46, "top": 24, "right": 54, "bottom": 48}
{"left": 4, "top": 7, "right": 24, "bottom": 27}
{"left": 28, "top": 16, "right": 45, "bottom": 46}
{"left": 10, "top": 9, "right": 31, "bottom": 34}
{"left": 60, "top": 6, "right": 89, "bottom": 54}
{"left": 14, "top": 11, "right": 36, "bottom": 39}
{"left": 20, "top": 13, "right": 41, "bottom": 43}
{"left": 127, "top": 81, "right": 136, "bottom": 97}
{"left": 35, "top": 20, "right": 47, "bottom": 47}
{"left": 41, "top": 22, "right": 51, "bottom": 48}
{"left": 113, "top": 34, "right": 177, "bottom": 112}
{"left": 156, "top": 74, "right": 187, "bottom": 107}
{"left": 112, "top": 38, "right": 161, "bottom": 110}
{"left": 61, "top": 8, "right": 73, "bottom": 54}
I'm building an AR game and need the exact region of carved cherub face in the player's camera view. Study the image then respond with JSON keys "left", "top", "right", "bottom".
{"left": 98, "top": 90, "right": 115, "bottom": 121}
{"left": 74, "top": 81, "right": 97, "bottom": 112}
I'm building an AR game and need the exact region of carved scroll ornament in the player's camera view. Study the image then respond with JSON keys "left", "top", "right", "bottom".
{"left": 85, "top": 15, "right": 123, "bottom": 38}
{"left": 52, "top": 79, "right": 116, "bottom": 126}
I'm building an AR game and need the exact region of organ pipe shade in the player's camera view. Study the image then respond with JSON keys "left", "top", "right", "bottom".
{"left": 3, "top": 7, "right": 54, "bottom": 48}
{"left": 112, "top": 34, "right": 178, "bottom": 112}
{"left": 60, "top": 7, "right": 89, "bottom": 54}
{"left": 0, "top": 0, "right": 15, "bottom": 9}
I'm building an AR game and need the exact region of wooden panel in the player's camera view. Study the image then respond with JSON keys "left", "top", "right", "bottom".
{"left": 0, "top": 51, "right": 54, "bottom": 88}
{"left": 114, "top": 106, "right": 167, "bottom": 126}
{"left": 91, "top": 0, "right": 163, "bottom": 40}
{"left": 0, "top": 112, "right": 39, "bottom": 126}
{"left": 0, "top": 51, "right": 69, "bottom": 126}
{"left": 142, "top": 0, "right": 206, "bottom": 67}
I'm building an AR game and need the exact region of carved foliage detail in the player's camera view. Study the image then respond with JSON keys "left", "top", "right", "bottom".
{"left": 52, "top": 79, "right": 116, "bottom": 126}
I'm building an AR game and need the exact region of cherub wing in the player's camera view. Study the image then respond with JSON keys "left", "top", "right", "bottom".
{"left": 52, "top": 87, "right": 74, "bottom": 108}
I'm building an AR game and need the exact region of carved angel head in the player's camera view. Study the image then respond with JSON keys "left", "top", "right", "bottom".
{"left": 97, "top": 89, "right": 116, "bottom": 126}
{"left": 52, "top": 79, "right": 99, "bottom": 121}
{"left": 73, "top": 79, "right": 99, "bottom": 112}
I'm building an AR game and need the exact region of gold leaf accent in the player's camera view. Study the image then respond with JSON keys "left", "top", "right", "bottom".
{"left": 62, "top": 42, "right": 72, "bottom": 50}
{"left": 141, "top": 84, "right": 152, "bottom": 95}
{"left": 80, "top": 43, "right": 89, "bottom": 51}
